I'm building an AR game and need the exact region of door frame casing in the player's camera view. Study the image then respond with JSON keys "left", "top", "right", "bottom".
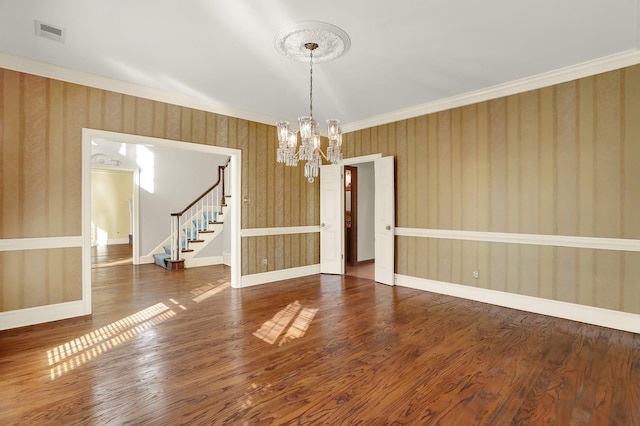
{"left": 339, "top": 154, "right": 392, "bottom": 280}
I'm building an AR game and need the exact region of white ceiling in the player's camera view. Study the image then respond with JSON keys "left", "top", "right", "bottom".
{"left": 1, "top": 0, "right": 638, "bottom": 131}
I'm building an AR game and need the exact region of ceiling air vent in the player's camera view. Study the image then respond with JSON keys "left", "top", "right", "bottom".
{"left": 35, "top": 20, "right": 66, "bottom": 43}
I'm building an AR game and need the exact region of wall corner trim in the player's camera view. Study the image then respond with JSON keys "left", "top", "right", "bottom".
{"left": 395, "top": 274, "right": 640, "bottom": 334}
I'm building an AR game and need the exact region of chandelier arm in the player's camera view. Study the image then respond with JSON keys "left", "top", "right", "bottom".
{"left": 318, "top": 148, "right": 329, "bottom": 161}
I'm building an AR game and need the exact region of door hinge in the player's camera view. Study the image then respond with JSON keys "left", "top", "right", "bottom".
{"left": 341, "top": 254, "right": 344, "bottom": 259}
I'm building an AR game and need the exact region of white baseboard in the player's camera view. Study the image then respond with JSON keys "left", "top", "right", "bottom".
{"left": 222, "top": 252, "right": 231, "bottom": 266}
{"left": 241, "top": 264, "right": 321, "bottom": 288}
{"left": 140, "top": 255, "right": 225, "bottom": 267}
{"left": 0, "top": 301, "right": 88, "bottom": 331}
{"left": 395, "top": 274, "right": 640, "bottom": 334}
{"left": 184, "top": 256, "right": 223, "bottom": 268}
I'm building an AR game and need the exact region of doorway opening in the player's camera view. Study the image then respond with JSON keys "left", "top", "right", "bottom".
{"left": 90, "top": 167, "right": 137, "bottom": 269}
{"left": 82, "top": 129, "right": 242, "bottom": 316}
{"left": 344, "top": 163, "right": 375, "bottom": 280}
{"left": 345, "top": 166, "right": 357, "bottom": 267}
{"left": 319, "top": 153, "right": 394, "bottom": 285}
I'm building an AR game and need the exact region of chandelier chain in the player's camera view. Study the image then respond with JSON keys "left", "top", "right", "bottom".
{"left": 309, "top": 47, "right": 313, "bottom": 119}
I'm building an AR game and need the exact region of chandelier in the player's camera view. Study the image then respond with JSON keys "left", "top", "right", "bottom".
{"left": 274, "top": 22, "right": 350, "bottom": 183}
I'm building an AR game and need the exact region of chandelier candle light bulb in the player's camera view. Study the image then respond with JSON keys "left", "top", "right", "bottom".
{"left": 274, "top": 22, "right": 350, "bottom": 183}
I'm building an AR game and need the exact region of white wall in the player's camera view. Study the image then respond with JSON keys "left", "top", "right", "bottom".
{"left": 356, "top": 162, "right": 375, "bottom": 262}
{"left": 91, "top": 140, "right": 229, "bottom": 256}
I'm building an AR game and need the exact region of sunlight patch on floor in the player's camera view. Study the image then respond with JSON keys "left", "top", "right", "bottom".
{"left": 47, "top": 303, "right": 176, "bottom": 380}
{"left": 169, "top": 298, "right": 187, "bottom": 310}
{"left": 191, "top": 281, "right": 230, "bottom": 303}
{"left": 242, "top": 382, "right": 273, "bottom": 410}
{"left": 91, "top": 257, "right": 133, "bottom": 268}
{"left": 253, "top": 301, "right": 318, "bottom": 346}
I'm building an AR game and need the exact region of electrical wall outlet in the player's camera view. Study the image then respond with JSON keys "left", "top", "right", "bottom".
{"left": 261, "top": 258, "right": 268, "bottom": 266}
{"left": 473, "top": 270, "right": 479, "bottom": 279}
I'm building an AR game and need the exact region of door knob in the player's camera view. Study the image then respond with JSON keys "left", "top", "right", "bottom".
{"left": 321, "top": 223, "right": 326, "bottom": 227}
{"left": 386, "top": 225, "right": 391, "bottom": 230}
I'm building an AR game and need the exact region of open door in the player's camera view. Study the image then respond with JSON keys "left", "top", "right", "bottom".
{"left": 320, "top": 164, "right": 344, "bottom": 274}
{"left": 374, "top": 156, "right": 395, "bottom": 285}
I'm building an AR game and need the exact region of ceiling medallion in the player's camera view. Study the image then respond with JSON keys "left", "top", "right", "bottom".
{"left": 273, "top": 21, "right": 351, "bottom": 63}
{"left": 273, "top": 22, "right": 350, "bottom": 183}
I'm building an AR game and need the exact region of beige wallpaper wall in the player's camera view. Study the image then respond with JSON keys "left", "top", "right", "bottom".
{"left": 1, "top": 63, "right": 638, "bottom": 315}
{"left": 0, "top": 248, "right": 82, "bottom": 311}
{"left": 0, "top": 68, "right": 319, "bottom": 312}
{"left": 342, "top": 66, "right": 640, "bottom": 314}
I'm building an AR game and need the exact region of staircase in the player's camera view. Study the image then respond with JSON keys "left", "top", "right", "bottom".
{"left": 151, "top": 204, "right": 228, "bottom": 269}
{"left": 150, "top": 160, "right": 230, "bottom": 271}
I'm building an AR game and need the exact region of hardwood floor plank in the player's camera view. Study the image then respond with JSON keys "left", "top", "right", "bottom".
{"left": 1, "top": 247, "right": 639, "bottom": 424}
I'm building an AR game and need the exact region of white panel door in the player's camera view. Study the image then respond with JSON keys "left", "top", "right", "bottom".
{"left": 374, "top": 156, "right": 395, "bottom": 285}
{"left": 320, "top": 164, "right": 344, "bottom": 275}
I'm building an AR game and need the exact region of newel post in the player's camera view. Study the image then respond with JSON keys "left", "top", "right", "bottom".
{"left": 220, "top": 165, "right": 226, "bottom": 206}
{"left": 167, "top": 213, "right": 185, "bottom": 271}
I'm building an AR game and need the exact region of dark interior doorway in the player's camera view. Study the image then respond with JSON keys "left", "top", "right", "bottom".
{"left": 345, "top": 166, "right": 358, "bottom": 266}
{"left": 343, "top": 161, "right": 375, "bottom": 280}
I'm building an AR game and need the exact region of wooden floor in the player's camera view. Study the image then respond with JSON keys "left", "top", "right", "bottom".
{"left": 1, "top": 245, "right": 639, "bottom": 425}
{"left": 346, "top": 260, "right": 374, "bottom": 280}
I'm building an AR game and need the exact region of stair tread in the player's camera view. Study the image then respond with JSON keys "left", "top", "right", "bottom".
{"left": 153, "top": 252, "right": 171, "bottom": 269}
{"left": 161, "top": 200, "right": 227, "bottom": 268}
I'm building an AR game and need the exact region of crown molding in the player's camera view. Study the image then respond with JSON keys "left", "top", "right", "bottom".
{"left": 0, "top": 52, "right": 280, "bottom": 127}
{"left": 342, "top": 49, "right": 640, "bottom": 133}
{"left": 3, "top": 49, "right": 640, "bottom": 135}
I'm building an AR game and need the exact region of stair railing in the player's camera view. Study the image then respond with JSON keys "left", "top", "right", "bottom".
{"left": 169, "top": 160, "right": 230, "bottom": 266}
